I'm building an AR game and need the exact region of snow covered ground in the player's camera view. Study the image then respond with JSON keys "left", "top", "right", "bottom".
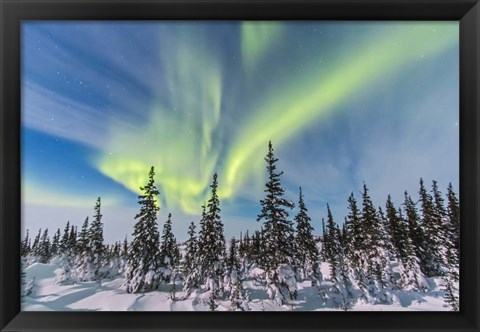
{"left": 22, "top": 262, "right": 451, "bottom": 311}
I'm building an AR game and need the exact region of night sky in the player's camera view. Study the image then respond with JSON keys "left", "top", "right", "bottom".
{"left": 22, "top": 21, "right": 459, "bottom": 243}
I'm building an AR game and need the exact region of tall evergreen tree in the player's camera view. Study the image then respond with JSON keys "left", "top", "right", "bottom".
{"left": 75, "top": 199, "right": 105, "bottom": 282}
{"left": 59, "top": 222, "right": 70, "bottom": 253}
{"left": 77, "top": 217, "right": 90, "bottom": 255}
{"left": 294, "top": 187, "right": 320, "bottom": 281}
{"left": 31, "top": 229, "right": 42, "bottom": 258}
{"left": 419, "top": 178, "right": 445, "bottom": 276}
{"left": 403, "top": 191, "right": 426, "bottom": 272}
{"left": 257, "top": 141, "right": 297, "bottom": 305}
{"left": 21, "top": 230, "right": 31, "bottom": 257}
{"left": 56, "top": 221, "right": 75, "bottom": 284}
{"left": 197, "top": 173, "right": 226, "bottom": 293}
{"left": 391, "top": 207, "right": 426, "bottom": 291}
{"left": 122, "top": 236, "right": 129, "bottom": 260}
{"left": 385, "top": 196, "right": 409, "bottom": 262}
{"left": 442, "top": 243, "right": 459, "bottom": 310}
{"left": 124, "top": 166, "right": 162, "bottom": 293}
{"left": 320, "top": 218, "right": 327, "bottom": 261}
{"left": 358, "top": 184, "right": 392, "bottom": 303}
{"left": 330, "top": 223, "right": 354, "bottom": 310}
{"left": 226, "top": 238, "right": 250, "bottom": 311}
{"left": 50, "top": 228, "right": 61, "bottom": 258}
{"left": 38, "top": 229, "right": 51, "bottom": 263}
{"left": 325, "top": 204, "right": 338, "bottom": 275}
{"left": 182, "top": 221, "right": 199, "bottom": 294}
{"left": 343, "top": 193, "right": 361, "bottom": 268}
{"left": 446, "top": 183, "right": 460, "bottom": 256}
{"left": 89, "top": 198, "right": 106, "bottom": 281}
{"left": 159, "top": 213, "right": 177, "bottom": 282}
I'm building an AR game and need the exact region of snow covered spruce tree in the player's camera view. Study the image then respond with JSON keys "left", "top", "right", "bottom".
{"left": 343, "top": 193, "right": 362, "bottom": 270}
{"left": 75, "top": 198, "right": 106, "bottom": 283}
{"left": 386, "top": 202, "right": 427, "bottom": 291}
{"left": 418, "top": 179, "right": 448, "bottom": 277}
{"left": 385, "top": 196, "right": 410, "bottom": 264}
{"left": 30, "top": 229, "right": 41, "bottom": 261}
{"left": 324, "top": 205, "right": 354, "bottom": 310}
{"left": 294, "top": 187, "right": 320, "bottom": 282}
{"left": 55, "top": 221, "right": 77, "bottom": 284}
{"left": 89, "top": 197, "right": 106, "bottom": 281}
{"left": 257, "top": 141, "right": 297, "bottom": 305}
{"left": 124, "top": 166, "right": 162, "bottom": 293}
{"left": 74, "top": 217, "right": 89, "bottom": 281}
{"left": 38, "top": 229, "right": 51, "bottom": 264}
{"left": 159, "top": 213, "right": 177, "bottom": 282}
{"left": 446, "top": 183, "right": 460, "bottom": 259}
{"left": 50, "top": 228, "right": 61, "bottom": 260}
{"left": 442, "top": 244, "right": 459, "bottom": 311}
{"left": 226, "top": 238, "right": 250, "bottom": 311}
{"left": 77, "top": 217, "right": 89, "bottom": 257}
{"left": 443, "top": 184, "right": 460, "bottom": 307}
{"left": 403, "top": 191, "right": 426, "bottom": 270}
{"left": 197, "top": 173, "right": 226, "bottom": 294}
{"left": 225, "top": 238, "right": 241, "bottom": 291}
{"left": 21, "top": 229, "right": 31, "bottom": 258}
{"left": 182, "top": 221, "right": 200, "bottom": 294}
{"left": 357, "top": 184, "right": 393, "bottom": 303}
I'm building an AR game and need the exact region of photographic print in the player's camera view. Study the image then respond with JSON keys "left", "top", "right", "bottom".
{"left": 21, "top": 21, "right": 459, "bottom": 312}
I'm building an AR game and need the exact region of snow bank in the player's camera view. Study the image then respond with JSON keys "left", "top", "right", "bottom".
{"left": 22, "top": 262, "right": 452, "bottom": 311}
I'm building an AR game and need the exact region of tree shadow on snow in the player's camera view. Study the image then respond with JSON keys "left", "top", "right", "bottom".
{"left": 30, "top": 287, "right": 99, "bottom": 311}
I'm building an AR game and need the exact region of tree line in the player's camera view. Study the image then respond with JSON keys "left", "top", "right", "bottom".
{"left": 21, "top": 141, "right": 460, "bottom": 311}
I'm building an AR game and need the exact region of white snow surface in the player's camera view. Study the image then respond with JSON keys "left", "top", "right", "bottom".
{"left": 22, "top": 262, "right": 452, "bottom": 311}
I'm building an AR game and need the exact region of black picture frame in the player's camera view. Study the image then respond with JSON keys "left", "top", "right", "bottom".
{"left": 1, "top": 0, "right": 479, "bottom": 331}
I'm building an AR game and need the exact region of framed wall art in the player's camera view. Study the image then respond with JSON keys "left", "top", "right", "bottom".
{"left": 1, "top": 0, "right": 479, "bottom": 331}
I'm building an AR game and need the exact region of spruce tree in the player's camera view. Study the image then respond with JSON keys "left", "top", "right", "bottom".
{"left": 75, "top": 217, "right": 91, "bottom": 281}
{"left": 403, "top": 191, "right": 425, "bottom": 270}
{"left": 59, "top": 222, "right": 70, "bottom": 253}
{"left": 69, "top": 225, "right": 77, "bottom": 257}
{"left": 89, "top": 198, "right": 106, "bottom": 281}
{"left": 385, "top": 196, "right": 409, "bottom": 262}
{"left": 257, "top": 141, "right": 297, "bottom": 305}
{"left": 159, "top": 213, "right": 177, "bottom": 282}
{"left": 77, "top": 217, "right": 89, "bottom": 256}
{"left": 21, "top": 230, "right": 31, "bottom": 257}
{"left": 124, "top": 166, "right": 162, "bottom": 293}
{"left": 431, "top": 181, "right": 452, "bottom": 275}
{"left": 225, "top": 238, "right": 241, "bottom": 289}
{"left": 359, "top": 184, "right": 392, "bottom": 303}
{"left": 122, "top": 236, "right": 129, "bottom": 260}
{"left": 442, "top": 244, "right": 459, "bottom": 310}
{"left": 325, "top": 204, "right": 338, "bottom": 276}
{"left": 31, "top": 229, "right": 42, "bottom": 259}
{"left": 75, "top": 199, "right": 105, "bottom": 282}
{"left": 320, "top": 218, "right": 327, "bottom": 261}
{"left": 446, "top": 183, "right": 460, "bottom": 256}
{"left": 294, "top": 187, "right": 320, "bottom": 281}
{"left": 343, "top": 193, "right": 361, "bottom": 268}
{"left": 197, "top": 173, "right": 226, "bottom": 293}
{"left": 330, "top": 223, "right": 354, "bottom": 310}
{"left": 50, "top": 228, "right": 61, "bottom": 259}
{"left": 227, "top": 240, "right": 250, "bottom": 312}
{"left": 56, "top": 221, "right": 75, "bottom": 284}
{"left": 117, "top": 236, "right": 128, "bottom": 275}
{"left": 182, "top": 221, "right": 199, "bottom": 294}
{"left": 419, "top": 178, "right": 445, "bottom": 276}
{"left": 38, "top": 229, "right": 51, "bottom": 264}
